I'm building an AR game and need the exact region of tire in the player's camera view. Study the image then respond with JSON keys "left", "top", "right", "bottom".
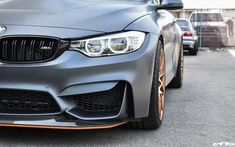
{"left": 129, "top": 40, "right": 166, "bottom": 129}
{"left": 222, "top": 37, "right": 228, "bottom": 47}
{"left": 168, "top": 43, "right": 184, "bottom": 88}
{"left": 189, "top": 41, "right": 198, "bottom": 55}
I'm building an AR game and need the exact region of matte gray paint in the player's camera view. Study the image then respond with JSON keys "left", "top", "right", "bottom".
{"left": 0, "top": 0, "right": 182, "bottom": 126}
{"left": 0, "top": 0, "right": 151, "bottom": 33}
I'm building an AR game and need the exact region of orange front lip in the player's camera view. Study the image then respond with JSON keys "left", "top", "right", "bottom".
{"left": 0, "top": 122, "right": 127, "bottom": 130}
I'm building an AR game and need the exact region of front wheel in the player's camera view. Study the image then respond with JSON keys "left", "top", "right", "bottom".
{"left": 129, "top": 40, "right": 166, "bottom": 129}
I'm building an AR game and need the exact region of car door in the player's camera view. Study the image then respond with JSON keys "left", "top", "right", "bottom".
{"left": 157, "top": 10, "right": 176, "bottom": 78}
{"left": 172, "top": 20, "right": 182, "bottom": 71}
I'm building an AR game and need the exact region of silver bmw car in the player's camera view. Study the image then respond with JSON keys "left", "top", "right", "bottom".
{"left": 176, "top": 18, "right": 199, "bottom": 55}
{"left": 0, "top": 0, "right": 183, "bottom": 130}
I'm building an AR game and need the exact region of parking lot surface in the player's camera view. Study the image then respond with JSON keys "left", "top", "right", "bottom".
{"left": 0, "top": 49, "right": 234, "bottom": 147}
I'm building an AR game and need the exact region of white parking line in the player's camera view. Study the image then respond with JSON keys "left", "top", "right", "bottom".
{"left": 228, "top": 50, "right": 235, "bottom": 57}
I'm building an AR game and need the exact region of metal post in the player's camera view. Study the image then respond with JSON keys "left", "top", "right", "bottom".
{"left": 199, "top": 8, "right": 202, "bottom": 48}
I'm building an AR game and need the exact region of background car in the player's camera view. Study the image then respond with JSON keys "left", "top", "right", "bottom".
{"left": 176, "top": 18, "right": 199, "bottom": 55}
{"left": 189, "top": 10, "right": 229, "bottom": 47}
{"left": 0, "top": 0, "right": 183, "bottom": 130}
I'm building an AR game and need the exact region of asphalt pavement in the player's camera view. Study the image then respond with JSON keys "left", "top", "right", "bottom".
{"left": 0, "top": 48, "right": 234, "bottom": 147}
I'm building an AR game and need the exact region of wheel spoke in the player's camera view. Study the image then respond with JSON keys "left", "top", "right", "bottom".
{"left": 157, "top": 49, "right": 166, "bottom": 121}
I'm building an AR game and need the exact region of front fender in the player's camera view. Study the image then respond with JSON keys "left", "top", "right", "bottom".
{"left": 124, "top": 13, "right": 161, "bottom": 35}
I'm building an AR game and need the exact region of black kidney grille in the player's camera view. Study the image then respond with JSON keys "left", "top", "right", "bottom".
{"left": 0, "top": 37, "right": 69, "bottom": 63}
{"left": 0, "top": 89, "right": 60, "bottom": 114}
{"left": 73, "top": 83, "right": 125, "bottom": 116}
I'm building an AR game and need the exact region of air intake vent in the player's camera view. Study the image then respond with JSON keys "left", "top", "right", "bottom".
{"left": 0, "top": 37, "right": 69, "bottom": 63}
{"left": 72, "top": 82, "right": 125, "bottom": 117}
{"left": 0, "top": 89, "right": 60, "bottom": 114}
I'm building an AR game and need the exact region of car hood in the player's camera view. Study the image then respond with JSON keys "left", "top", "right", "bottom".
{"left": 0, "top": 0, "right": 149, "bottom": 33}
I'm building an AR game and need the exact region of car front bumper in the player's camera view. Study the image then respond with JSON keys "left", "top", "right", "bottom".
{"left": 0, "top": 32, "right": 159, "bottom": 129}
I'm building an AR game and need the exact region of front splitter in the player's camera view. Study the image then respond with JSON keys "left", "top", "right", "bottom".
{"left": 0, "top": 119, "right": 127, "bottom": 130}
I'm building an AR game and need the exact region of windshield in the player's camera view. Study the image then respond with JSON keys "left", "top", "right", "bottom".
{"left": 190, "top": 13, "right": 224, "bottom": 22}
{"left": 180, "top": 27, "right": 191, "bottom": 32}
{"left": 176, "top": 20, "right": 190, "bottom": 28}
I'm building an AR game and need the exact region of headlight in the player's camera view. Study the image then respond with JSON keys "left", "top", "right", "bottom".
{"left": 70, "top": 31, "right": 145, "bottom": 57}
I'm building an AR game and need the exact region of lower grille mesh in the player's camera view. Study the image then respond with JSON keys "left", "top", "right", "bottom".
{"left": 0, "top": 89, "right": 60, "bottom": 114}
{"left": 73, "top": 82, "right": 125, "bottom": 117}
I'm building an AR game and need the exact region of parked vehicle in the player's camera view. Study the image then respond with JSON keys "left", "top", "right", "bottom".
{"left": 189, "top": 11, "right": 229, "bottom": 47}
{"left": 176, "top": 18, "right": 199, "bottom": 55}
{"left": 0, "top": 0, "right": 183, "bottom": 130}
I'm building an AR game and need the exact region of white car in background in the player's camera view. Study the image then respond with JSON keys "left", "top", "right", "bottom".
{"left": 189, "top": 11, "right": 229, "bottom": 47}
{"left": 176, "top": 18, "right": 199, "bottom": 55}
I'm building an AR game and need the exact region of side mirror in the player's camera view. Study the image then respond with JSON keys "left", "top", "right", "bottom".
{"left": 157, "top": 0, "right": 184, "bottom": 10}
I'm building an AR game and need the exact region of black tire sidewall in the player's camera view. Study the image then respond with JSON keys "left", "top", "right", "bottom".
{"left": 142, "top": 41, "right": 165, "bottom": 128}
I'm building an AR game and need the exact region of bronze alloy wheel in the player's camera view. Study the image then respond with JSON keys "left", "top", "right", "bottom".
{"left": 158, "top": 49, "right": 166, "bottom": 121}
